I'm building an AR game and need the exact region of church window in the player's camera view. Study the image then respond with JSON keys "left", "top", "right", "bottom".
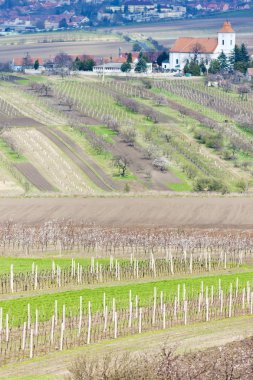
{"left": 222, "top": 40, "right": 224, "bottom": 45}
{"left": 230, "top": 40, "right": 232, "bottom": 45}
{"left": 176, "top": 59, "right": 179, "bottom": 64}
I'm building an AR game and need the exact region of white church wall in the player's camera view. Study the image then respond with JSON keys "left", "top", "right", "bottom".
{"left": 168, "top": 52, "right": 217, "bottom": 70}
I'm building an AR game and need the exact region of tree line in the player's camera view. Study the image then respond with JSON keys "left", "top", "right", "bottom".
{"left": 184, "top": 43, "right": 253, "bottom": 76}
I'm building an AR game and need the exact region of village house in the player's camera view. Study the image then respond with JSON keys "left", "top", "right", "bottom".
{"left": 246, "top": 68, "right": 253, "bottom": 81}
{"left": 11, "top": 56, "right": 44, "bottom": 71}
{"left": 163, "top": 21, "right": 236, "bottom": 71}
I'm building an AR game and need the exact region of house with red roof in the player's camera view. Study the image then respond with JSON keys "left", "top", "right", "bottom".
{"left": 11, "top": 56, "right": 44, "bottom": 71}
{"left": 246, "top": 68, "right": 253, "bottom": 81}
{"left": 163, "top": 21, "right": 236, "bottom": 71}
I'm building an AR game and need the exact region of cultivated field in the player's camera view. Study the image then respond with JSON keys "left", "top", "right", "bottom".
{"left": 0, "top": 222, "right": 253, "bottom": 379}
{"left": 0, "top": 12, "right": 252, "bottom": 62}
{"left": 1, "top": 24, "right": 253, "bottom": 376}
{"left": 0, "top": 197, "right": 253, "bottom": 226}
{"left": 1, "top": 72, "right": 253, "bottom": 196}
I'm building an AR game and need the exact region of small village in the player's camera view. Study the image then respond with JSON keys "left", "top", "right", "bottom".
{"left": 1, "top": 4, "right": 253, "bottom": 378}
{"left": 0, "top": 0, "right": 251, "bottom": 32}
{"left": 6, "top": 21, "right": 253, "bottom": 84}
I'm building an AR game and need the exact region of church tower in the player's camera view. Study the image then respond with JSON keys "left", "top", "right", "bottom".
{"left": 218, "top": 21, "right": 236, "bottom": 55}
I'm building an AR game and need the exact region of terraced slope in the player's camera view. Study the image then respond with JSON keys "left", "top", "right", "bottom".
{"left": 40, "top": 127, "right": 116, "bottom": 192}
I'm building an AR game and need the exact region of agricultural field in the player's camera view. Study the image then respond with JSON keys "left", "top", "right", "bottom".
{"left": 1, "top": 54, "right": 253, "bottom": 378}
{"left": 113, "top": 12, "right": 253, "bottom": 53}
{"left": 0, "top": 222, "right": 253, "bottom": 378}
{"left": 1, "top": 72, "right": 253, "bottom": 195}
{"left": 0, "top": 13, "right": 252, "bottom": 62}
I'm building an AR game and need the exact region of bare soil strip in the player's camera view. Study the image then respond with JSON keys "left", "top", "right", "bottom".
{"left": 1, "top": 117, "right": 44, "bottom": 128}
{"left": 1, "top": 316, "right": 253, "bottom": 379}
{"left": 53, "top": 129, "right": 120, "bottom": 190}
{"left": 39, "top": 127, "right": 115, "bottom": 192}
{"left": 112, "top": 134, "right": 180, "bottom": 190}
{"left": 0, "top": 197, "right": 253, "bottom": 227}
{"left": 15, "top": 163, "right": 55, "bottom": 192}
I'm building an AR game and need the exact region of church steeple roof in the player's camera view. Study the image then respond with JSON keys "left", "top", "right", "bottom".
{"left": 219, "top": 21, "right": 235, "bottom": 33}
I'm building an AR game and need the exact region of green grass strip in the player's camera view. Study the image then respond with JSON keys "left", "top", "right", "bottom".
{"left": 1, "top": 270, "right": 253, "bottom": 325}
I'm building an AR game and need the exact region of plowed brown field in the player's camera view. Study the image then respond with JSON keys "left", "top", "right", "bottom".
{"left": 0, "top": 196, "right": 252, "bottom": 227}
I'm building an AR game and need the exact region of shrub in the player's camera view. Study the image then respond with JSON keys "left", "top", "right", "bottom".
{"left": 236, "top": 179, "right": 248, "bottom": 192}
{"left": 193, "top": 177, "right": 227, "bottom": 192}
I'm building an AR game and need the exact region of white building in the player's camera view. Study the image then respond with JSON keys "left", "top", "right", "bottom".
{"left": 162, "top": 21, "right": 236, "bottom": 71}
{"left": 93, "top": 62, "right": 122, "bottom": 74}
{"left": 93, "top": 60, "right": 152, "bottom": 74}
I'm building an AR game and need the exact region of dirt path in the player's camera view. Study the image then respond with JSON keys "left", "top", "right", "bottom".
{"left": 1, "top": 316, "right": 253, "bottom": 379}
{"left": 39, "top": 127, "right": 115, "bottom": 192}
{"left": 15, "top": 163, "right": 55, "bottom": 192}
{"left": 0, "top": 196, "right": 253, "bottom": 227}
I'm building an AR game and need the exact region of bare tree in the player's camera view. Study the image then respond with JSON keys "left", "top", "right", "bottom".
{"left": 238, "top": 86, "right": 250, "bottom": 101}
{"left": 121, "top": 127, "right": 137, "bottom": 146}
{"left": 191, "top": 42, "right": 205, "bottom": 62}
{"left": 112, "top": 155, "right": 129, "bottom": 177}
{"left": 54, "top": 52, "right": 73, "bottom": 69}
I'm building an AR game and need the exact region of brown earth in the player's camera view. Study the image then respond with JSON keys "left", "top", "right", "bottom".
{"left": 15, "top": 163, "right": 55, "bottom": 192}
{"left": 0, "top": 196, "right": 253, "bottom": 227}
{"left": 112, "top": 16, "right": 253, "bottom": 53}
{"left": 0, "top": 15, "right": 252, "bottom": 64}
{"left": 112, "top": 134, "right": 180, "bottom": 190}
{"left": 2, "top": 116, "right": 43, "bottom": 127}
{"left": 39, "top": 127, "right": 116, "bottom": 192}
{"left": 0, "top": 40, "right": 132, "bottom": 62}
{"left": 53, "top": 128, "right": 121, "bottom": 190}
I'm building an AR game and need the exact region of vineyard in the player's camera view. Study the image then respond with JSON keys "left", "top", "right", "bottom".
{"left": 0, "top": 73, "right": 253, "bottom": 195}
{"left": 0, "top": 221, "right": 253, "bottom": 377}
{"left": 1, "top": 72, "right": 253, "bottom": 376}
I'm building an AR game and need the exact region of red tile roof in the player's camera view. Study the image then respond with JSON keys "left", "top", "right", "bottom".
{"left": 13, "top": 56, "right": 44, "bottom": 66}
{"left": 219, "top": 21, "right": 234, "bottom": 33}
{"left": 170, "top": 37, "right": 218, "bottom": 53}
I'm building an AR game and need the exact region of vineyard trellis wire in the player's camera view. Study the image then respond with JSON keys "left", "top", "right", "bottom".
{"left": 0, "top": 279, "right": 253, "bottom": 365}
{"left": 1, "top": 253, "right": 240, "bottom": 295}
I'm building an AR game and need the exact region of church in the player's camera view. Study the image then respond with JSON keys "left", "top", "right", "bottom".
{"left": 162, "top": 21, "right": 236, "bottom": 71}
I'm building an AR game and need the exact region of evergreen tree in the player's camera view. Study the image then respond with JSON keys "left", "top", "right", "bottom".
{"left": 73, "top": 57, "right": 83, "bottom": 70}
{"left": 183, "top": 62, "right": 190, "bottom": 74}
{"left": 34, "top": 59, "right": 39, "bottom": 70}
{"left": 121, "top": 62, "right": 131, "bottom": 72}
{"left": 229, "top": 44, "right": 250, "bottom": 73}
{"left": 83, "top": 59, "right": 95, "bottom": 71}
{"left": 127, "top": 53, "right": 132, "bottom": 63}
{"left": 199, "top": 60, "right": 207, "bottom": 74}
{"left": 240, "top": 43, "right": 250, "bottom": 63}
{"left": 183, "top": 60, "right": 201, "bottom": 76}
{"left": 218, "top": 52, "right": 228, "bottom": 72}
{"left": 135, "top": 57, "right": 147, "bottom": 73}
{"left": 234, "top": 44, "right": 242, "bottom": 63}
{"left": 234, "top": 61, "right": 248, "bottom": 74}
{"left": 209, "top": 59, "right": 220, "bottom": 74}
{"left": 189, "top": 60, "right": 201, "bottom": 76}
